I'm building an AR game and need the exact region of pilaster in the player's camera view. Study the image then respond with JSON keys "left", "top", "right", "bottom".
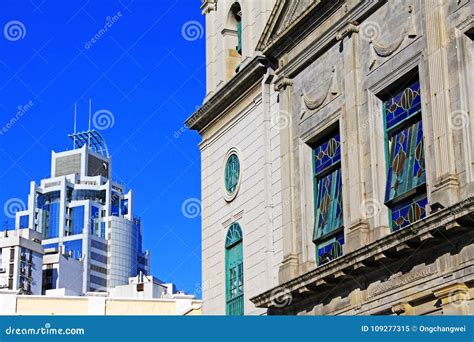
{"left": 424, "top": 0, "right": 460, "bottom": 207}
{"left": 338, "top": 24, "right": 369, "bottom": 253}
{"left": 276, "top": 76, "right": 300, "bottom": 283}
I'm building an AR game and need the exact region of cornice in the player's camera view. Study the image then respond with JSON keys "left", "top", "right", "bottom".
{"left": 269, "top": 1, "right": 386, "bottom": 78}
{"left": 250, "top": 196, "right": 474, "bottom": 309}
{"left": 185, "top": 54, "right": 268, "bottom": 133}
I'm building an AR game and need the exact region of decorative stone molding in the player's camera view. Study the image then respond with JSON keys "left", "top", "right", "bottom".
{"left": 369, "top": 6, "right": 417, "bottom": 70}
{"left": 434, "top": 283, "right": 471, "bottom": 315}
{"left": 300, "top": 66, "right": 338, "bottom": 118}
{"left": 201, "top": 0, "right": 217, "bottom": 15}
{"left": 274, "top": 77, "right": 293, "bottom": 92}
{"left": 250, "top": 197, "right": 474, "bottom": 309}
{"left": 391, "top": 302, "right": 413, "bottom": 315}
{"left": 336, "top": 21, "right": 359, "bottom": 41}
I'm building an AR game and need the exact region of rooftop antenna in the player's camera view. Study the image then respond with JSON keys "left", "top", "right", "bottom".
{"left": 88, "top": 99, "right": 92, "bottom": 148}
{"left": 73, "top": 102, "right": 77, "bottom": 149}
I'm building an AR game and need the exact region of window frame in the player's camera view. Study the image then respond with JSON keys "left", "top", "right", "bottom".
{"left": 225, "top": 222, "right": 244, "bottom": 316}
{"left": 311, "top": 130, "right": 344, "bottom": 266}
{"left": 223, "top": 148, "right": 242, "bottom": 202}
{"left": 382, "top": 80, "right": 428, "bottom": 232}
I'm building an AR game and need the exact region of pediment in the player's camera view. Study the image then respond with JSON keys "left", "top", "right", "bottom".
{"left": 257, "top": 0, "right": 321, "bottom": 51}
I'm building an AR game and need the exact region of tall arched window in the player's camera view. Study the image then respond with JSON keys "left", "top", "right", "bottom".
{"left": 223, "top": 2, "right": 242, "bottom": 79}
{"left": 225, "top": 222, "right": 244, "bottom": 315}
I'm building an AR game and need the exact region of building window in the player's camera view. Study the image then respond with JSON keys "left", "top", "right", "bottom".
{"left": 312, "top": 131, "right": 344, "bottom": 266}
{"left": 383, "top": 80, "right": 427, "bottom": 231}
{"left": 19, "top": 215, "right": 29, "bottom": 229}
{"left": 224, "top": 150, "right": 240, "bottom": 200}
{"left": 223, "top": 2, "right": 242, "bottom": 79}
{"left": 225, "top": 222, "right": 244, "bottom": 316}
{"left": 70, "top": 206, "right": 85, "bottom": 235}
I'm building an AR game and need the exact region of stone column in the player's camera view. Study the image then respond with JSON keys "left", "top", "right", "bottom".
{"left": 337, "top": 23, "right": 370, "bottom": 253}
{"left": 276, "top": 77, "right": 300, "bottom": 283}
{"left": 424, "top": 0, "right": 459, "bottom": 206}
{"left": 201, "top": 0, "right": 218, "bottom": 97}
{"left": 434, "top": 283, "right": 471, "bottom": 315}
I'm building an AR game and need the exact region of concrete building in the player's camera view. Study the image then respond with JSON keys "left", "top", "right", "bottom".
{"left": 14, "top": 128, "right": 150, "bottom": 294}
{"left": 43, "top": 250, "right": 84, "bottom": 296}
{"left": 186, "top": 0, "right": 474, "bottom": 315}
{"left": 109, "top": 273, "right": 178, "bottom": 299}
{"left": 0, "top": 229, "right": 44, "bottom": 295}
{"left": 0, "top": 290, "right": 202, "bottom": 316}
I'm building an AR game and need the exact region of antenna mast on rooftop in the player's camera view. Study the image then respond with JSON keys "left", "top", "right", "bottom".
{"left": 73, "top": 102, "right": 77, "bottom": 149}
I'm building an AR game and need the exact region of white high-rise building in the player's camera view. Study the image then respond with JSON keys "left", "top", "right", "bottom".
{"left": 0, "top": 229, "right": 44, "bottom": 295}
{"left": 14, "top": 129, "right": 150, "bottom": 294}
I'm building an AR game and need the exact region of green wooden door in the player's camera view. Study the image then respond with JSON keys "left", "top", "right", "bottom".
{"left": 225, "top": 223, "right": 243, "bottom": 315}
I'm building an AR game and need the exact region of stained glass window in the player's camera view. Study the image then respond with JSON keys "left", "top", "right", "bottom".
{"left": 384, "top": 81, "right": 427, "bottom": 231}
{"left": 313, "top": 132, "right": 344, "bottom": 265}
{"left": 225, "top": 222, "right": 244, "bottom": 316}
{"left": 225, "top": 153, "right": 240, "bottom": 195}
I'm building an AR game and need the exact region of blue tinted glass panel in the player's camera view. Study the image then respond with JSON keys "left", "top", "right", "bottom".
{"left": 317, "top": 234, "right": 344, "bottom": 266}
{"left": 391, "top": 195, "right": 427, "bottom": 232}
{"left": 43, "top": 242, "right": 59, "bottom": 250}
{"left": 91, "top": 252, "right": 107, "bottom": 264}
{"left": 48, "top": 202, "right": 60, "bottom": 239}
{"left": 313, "top": 133, "right": 341, "bottom": 175}
{"left": 314, "top": 168, "right": 343, "bottom": 240}
{"left": 385, "top": 121, "right": 426, "bottom": 202}
{"left": 19, "top": 215, "right": 29, "bottom": 228}
{"left": 120, "top": 199, "right": 129, "bottom": 216}
{"left": 70, "top": 206, "right": 85, "bottom": 235}
{"left": 90, "top": 206, "right": 99, "bottom": 234}
{"left": 384, "top": 81, "right": 421, "bottom": 130}
{"left": 64, "top": 239, "right": 83, "bottom": 260}
{"left": 100, "top": 222, "right": 106, "bottom": 239}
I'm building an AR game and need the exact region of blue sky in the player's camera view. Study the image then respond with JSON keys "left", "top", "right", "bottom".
{"left": 0, "top": 0, "right": 204, "bottom": 296}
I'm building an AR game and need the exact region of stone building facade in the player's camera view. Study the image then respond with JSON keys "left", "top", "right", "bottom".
{"left": 186, "top": 0, "right": 474, "bottom": 315}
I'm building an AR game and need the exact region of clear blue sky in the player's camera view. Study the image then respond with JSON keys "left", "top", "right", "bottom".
{"left": 0, "top": 0, "right": 204, "bottom": 296}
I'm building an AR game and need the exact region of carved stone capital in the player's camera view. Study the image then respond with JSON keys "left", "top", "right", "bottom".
{"left": 434, "top": 283, "right": 470, "bottom": 305}
{"left": 274, "top": 77, "right": 293, "bottom": 92}
{"left": 201, "top": 0, "right": 217, "bottom": 15}
{"left": 336, "top": 21, "right": 359, "bottom": 41}
{"left": 391, "top": 302, "right": 413, "bottom": 315}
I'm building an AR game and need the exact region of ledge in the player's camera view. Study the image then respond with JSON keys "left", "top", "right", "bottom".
{"left": 250, "top": 197, "right": 474, "bottom": 309}
{"left": 184, "top": 54, "right": 268, "bottom": 133}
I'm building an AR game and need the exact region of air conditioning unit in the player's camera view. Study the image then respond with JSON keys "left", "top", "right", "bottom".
{"left": 0, "top": 268, "right": 6, "bottom": 273}
{"left": 0, "top": 284, "right": 8, "bottom": 289}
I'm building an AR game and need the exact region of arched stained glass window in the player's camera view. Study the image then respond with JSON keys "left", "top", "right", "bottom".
{"left": 383, "top": 80, "right": 427, "bottom": 232}
{"left": 312, "top": 131, "right": 344, "bottom": 266}
{"left": 225, "top": 153, "right": 240, "bottom": 195}
{"left": 225, "top": 222, "right": 244, "bottom": 315}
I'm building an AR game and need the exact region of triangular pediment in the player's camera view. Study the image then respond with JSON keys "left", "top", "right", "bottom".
{"left": 257, "top": 0, "right": 321, "bottom": 51}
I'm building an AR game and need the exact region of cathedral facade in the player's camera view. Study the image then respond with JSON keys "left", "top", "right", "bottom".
{"left": 186, "top": 0, "right": 474, "bottom": 315}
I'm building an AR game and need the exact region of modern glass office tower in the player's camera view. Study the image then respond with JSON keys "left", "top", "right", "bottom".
{"left": 14, "top": 129, "right": 150, "bottom": 294}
